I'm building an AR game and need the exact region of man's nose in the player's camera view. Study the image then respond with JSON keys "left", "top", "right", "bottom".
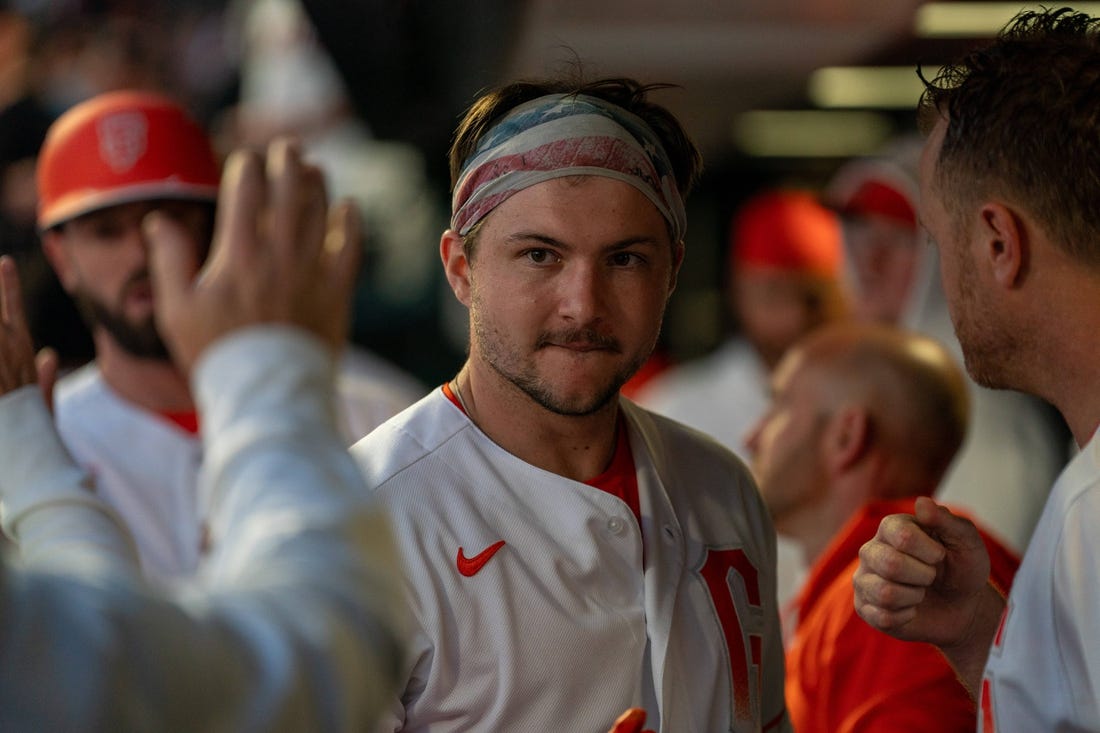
{"left": 558, "top": 262, "right": 605, "bottom": 322}
{"left": 126, "top": 221, "right": 152, "bottom": 258}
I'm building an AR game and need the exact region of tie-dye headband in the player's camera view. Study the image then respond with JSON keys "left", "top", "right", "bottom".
{"left": 451, "top": 93, "right": 687, "bottom": 242}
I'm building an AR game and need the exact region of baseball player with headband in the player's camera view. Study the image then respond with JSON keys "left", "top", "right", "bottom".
{"left": 35, "top": 90, "right": 416, "bottom": 585}
{"left": 350, "top": 78, "right": 790, "bottom": 732}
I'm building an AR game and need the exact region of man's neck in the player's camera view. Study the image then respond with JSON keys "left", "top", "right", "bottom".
{"left": 453, "top": 361, "right": 620, "bottom": 483}
{"left": 786, "top": 478, "right": 869, "bottom": 569}
{"left": 94, "top": 330, "right": 193, "bottom": 413}
{"left": 786, "top": 513, "right": 841, "bottom": 570}
{"left": 1042, "top": 330, "right": 1100, "bottom": 447}
{"left": 1009, "top": 250, "right": 1100, "bottom": 447}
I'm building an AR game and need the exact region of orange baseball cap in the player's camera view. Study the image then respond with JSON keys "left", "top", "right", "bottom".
{"left": 730, "top": 189, "right": 843, "bottom": 276}
{"left": 36, "top": 90, "right": 220, "bottom": 230}
{"left": 837, "top": 178, "right": 918, "bottom": 230}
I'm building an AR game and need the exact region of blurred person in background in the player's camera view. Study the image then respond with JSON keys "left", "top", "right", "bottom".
{"left": 0, "top": 4, "right": 94, "bottom": 372}
{"left": 636, "top": 188, "right": 850, "bottom": 462}
{"left": 0, "top": 5, "right": 51, "bottom": 258}
{"left": 0, "top": 137, "right": 406, "bottom": 732}
{"left": 747, "top": 322, "right": 1018, "bottom": 731}
{"left": 826, "top": 136, "right": 1070, "bottom": 556}
{"left": 227, "top": 0, "right": 439, "bottom": 396}
{"left": 37, "top": 90, "right": 417, "bottom": 585}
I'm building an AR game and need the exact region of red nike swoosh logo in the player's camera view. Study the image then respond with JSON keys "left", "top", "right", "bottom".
{"left": 456, "top": 540, "right": 506, "bottom": 577}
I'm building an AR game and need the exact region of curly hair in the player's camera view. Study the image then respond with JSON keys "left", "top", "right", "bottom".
{"left": 917, "top": 7, "right": 1100, "bottom": 266}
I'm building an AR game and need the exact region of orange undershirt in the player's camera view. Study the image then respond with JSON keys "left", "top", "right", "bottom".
{"left": 158, "top": 410, "right": 200, "bottom": 434}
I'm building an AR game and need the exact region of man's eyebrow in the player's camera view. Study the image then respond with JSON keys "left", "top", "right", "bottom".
{"left": 504, "top": 232, "right": 663, "bottom": 250}
{"left": 605, "top": 236, "right": 662, "bottom": 250}
{"left": 504, "top": 232, "right": 563, "bottom": 247}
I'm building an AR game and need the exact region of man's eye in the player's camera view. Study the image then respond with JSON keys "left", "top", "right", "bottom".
{"left": 525, "top": 249, "right": 554, "bottom": 264}
{"left": 92, "top": 223, "right": 125, "bottom": 239}
{"left": 610, "top": 252, "right": 642, "bottom": 267}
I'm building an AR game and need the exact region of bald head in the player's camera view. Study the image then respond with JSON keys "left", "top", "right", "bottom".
{"left": 748, "top": 321, "right": 969, "bottom": 562}
{"left": 785, "top": 322, "right": 970, "bottom": 493}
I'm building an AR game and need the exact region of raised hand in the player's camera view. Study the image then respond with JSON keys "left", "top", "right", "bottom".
{"left": 0, "top": 256, "right": 58, "bottom": 405}
{"left": 147, "top": 137, "right": 361, "bottom": 373}
{"left": 853, "top": 495, "right": 1005, "bottom": 694}
{"left": 0, "top": 256, "right": 36, "bottom": 396}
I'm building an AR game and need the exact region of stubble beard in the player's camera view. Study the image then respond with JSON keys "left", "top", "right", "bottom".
{"left": 72, "top": 274, "right": 172, "bottom": 362}
{"left": 957, "top": 322, "right": 1014, "bottom": 391}
{"left": 756, "top": 420, "right": 825, "bottom": 532}
{"left": 471, "top": 310, "right": 653, "bottom": 418}
{"left": 951, "top": 259, "right": 1016, "bottom": 391}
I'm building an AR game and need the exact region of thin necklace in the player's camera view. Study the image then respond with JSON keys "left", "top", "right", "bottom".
{"left": 451, "top": 376, "right": 471, "bottom": 415}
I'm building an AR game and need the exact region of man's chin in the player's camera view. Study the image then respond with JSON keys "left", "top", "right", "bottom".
{"left": 104, "top": 320, "right": 172, "bottom": 362}
{"left": 542, "top": 394, "right": 618, "bottom": 418}
{"left": 525, "top": 377, "right": 625, "bottom": 417}
{"left": 73, "top": 293, "right": 170, "bottom": 362}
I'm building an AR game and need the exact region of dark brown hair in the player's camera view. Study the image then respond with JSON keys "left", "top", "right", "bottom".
{"left": 917, "top": 7, "right": 1100, "bottom": 266}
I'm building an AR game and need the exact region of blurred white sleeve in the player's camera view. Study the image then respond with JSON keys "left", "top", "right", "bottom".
{"left": 0, "top": 326, "right": 406, "bottom": 732}
{"left": 0, "top": 384, "right": 139, "bottom": 569}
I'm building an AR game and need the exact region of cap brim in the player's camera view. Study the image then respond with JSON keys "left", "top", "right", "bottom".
{"left": 38, "top": 181, "right": 219, "bottom": 231}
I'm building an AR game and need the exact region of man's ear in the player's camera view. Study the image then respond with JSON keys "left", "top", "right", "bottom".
{"left": 440, "top": 229, "right": 472, "bottom": 307}
{"left": 978, "top": 202, "right": 1026, "bottom": 288}
{"left": 821, "top": 405, "right": 870, "bottom": 474}
{"left": 40, "top": 231, "right": 77, "bottom": 292}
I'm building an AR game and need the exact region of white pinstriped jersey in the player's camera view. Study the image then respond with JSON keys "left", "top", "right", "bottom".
{"left": 979, "top": 430, "right": 1100, "bottom": 732}
{"left": 351, "top": 389, "right": 791, "bottom": 732}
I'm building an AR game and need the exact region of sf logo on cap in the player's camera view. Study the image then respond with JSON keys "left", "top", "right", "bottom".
{"left": 98, "top": 112, "right": 149, "bottom": 173}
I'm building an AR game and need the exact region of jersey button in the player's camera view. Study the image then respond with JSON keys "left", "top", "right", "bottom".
{"left": 607, "top": 516, "right": 626, "bottom": 535}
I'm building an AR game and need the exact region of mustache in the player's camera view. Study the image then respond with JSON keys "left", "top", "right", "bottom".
{"left": 125, "top": 268, "right": 151, "bottom": 288}
{"left": 120, "top": 268, "right": 153, "bottom": 296}
{"left": 535, "top": 327, "right": 621, "bottom": 352}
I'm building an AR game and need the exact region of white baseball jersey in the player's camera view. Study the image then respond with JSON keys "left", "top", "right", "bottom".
{"left": 634, "top": 337, "right": 809, "bottom": 618}
{"left": 351, "top": 389, "right": 791, "bottom": 732}
{"left": 54, "top": 366, "right": 204, "bottom": 586}
{"left": 52, "top": 356, "right": 420, "bottom": 586}
{"left": 979, "top": 428, "right": 1100, "bottom": 732}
